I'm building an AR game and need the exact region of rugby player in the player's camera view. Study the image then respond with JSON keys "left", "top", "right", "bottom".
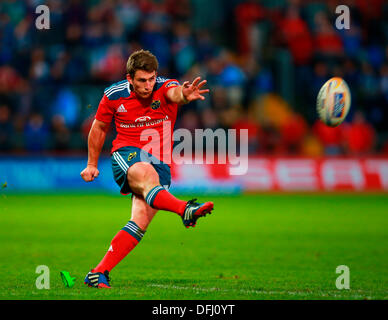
{"left": 81, "top": 50, "right": 214, "bottom": 288}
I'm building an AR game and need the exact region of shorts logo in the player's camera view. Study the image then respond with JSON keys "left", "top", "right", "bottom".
{"left": 128, "top": 152, "right": 137, "bottom": 161}
{"left": 150, "top": 100, "right": 161, "bottom": 110}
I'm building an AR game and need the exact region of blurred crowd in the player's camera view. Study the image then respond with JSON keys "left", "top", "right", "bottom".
{"left": 0, "top": 0, "right": 388, "bottom": 156}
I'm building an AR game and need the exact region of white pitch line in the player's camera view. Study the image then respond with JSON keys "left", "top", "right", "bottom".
{"left": 147, "top": 284, "right": 382, "bottom": 299}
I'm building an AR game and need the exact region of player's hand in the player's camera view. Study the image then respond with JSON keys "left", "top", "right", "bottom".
{"left": 80, "top": 165, "right": 99, "bottom": 182}
{"left": 181, "top": 77, "right": 209, "bottom": 102}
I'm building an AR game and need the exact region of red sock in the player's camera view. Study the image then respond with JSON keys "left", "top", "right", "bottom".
{"left": 93, "top": 229, "right": 140, "bottom": 273}
{"left": 146, "top": 186, "right": 187, "bottom": 216}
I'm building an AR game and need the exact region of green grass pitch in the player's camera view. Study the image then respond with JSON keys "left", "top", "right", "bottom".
{"left": 0, "top": 193, "right": 387, "bottom": 300}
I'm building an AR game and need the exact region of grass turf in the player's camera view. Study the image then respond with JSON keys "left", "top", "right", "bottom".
{"left": 0, "top": 193, "right": 387, "bottom": 300}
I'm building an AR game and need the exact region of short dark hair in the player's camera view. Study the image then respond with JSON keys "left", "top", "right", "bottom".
{"left": 126, "top": 50, "right": 159, "bottom": 78}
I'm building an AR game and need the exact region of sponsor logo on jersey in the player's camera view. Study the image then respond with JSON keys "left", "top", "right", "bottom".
{"left": 117, "top": 104, "right": 127, "bottom": 112}
{"left": 135, "top": 116, "right": 151, "bottom": 122}
{"left": 119, "top": 115, "right": 169, "bottom": 129}
{"left": 150, "top": 100, "right": 161, "bottom": 110}
{"left": 128, "top": 152, "right": 137, "bottom": 161}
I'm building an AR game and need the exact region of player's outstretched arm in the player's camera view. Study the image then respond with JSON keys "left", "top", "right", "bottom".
{"left": 166, "top": 77, "right": 209, "bottom": 105}
{"left": 80, "top": 119, "right": 110, "bottom": 182}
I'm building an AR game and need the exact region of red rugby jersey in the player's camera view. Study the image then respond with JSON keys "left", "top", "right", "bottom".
{"left": 95, "top": 77, "right": 180, "bottom": 164}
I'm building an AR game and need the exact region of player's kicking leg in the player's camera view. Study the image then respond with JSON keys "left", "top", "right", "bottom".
{"left": 85, "top": 195, "right": 157, "bottom": 288}
{"left": 85, "top": 159, "right": 214, "bottom": 288}
{"left": 127, "top": 162, "right": 214, "bottom": 228}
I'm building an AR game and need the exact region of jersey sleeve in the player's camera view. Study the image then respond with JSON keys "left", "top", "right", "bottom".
{"left": 95, "top": 94, "right": 114, "bottom": 124}
{"left": 160, "top": 79, "right": 180, "bottom": 97}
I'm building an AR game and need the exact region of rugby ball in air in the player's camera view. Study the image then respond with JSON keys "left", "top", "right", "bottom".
{"left": 316, "top": 77, "right": 351, "bottom": 127}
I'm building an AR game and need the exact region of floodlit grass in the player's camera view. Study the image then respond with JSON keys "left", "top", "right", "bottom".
{"left": 0, "top": 193, "right": 387, "bottom": 300}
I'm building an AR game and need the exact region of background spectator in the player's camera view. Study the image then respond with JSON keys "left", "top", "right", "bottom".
{"left": 0, "top": 0, "right": 387, "bottom": 156}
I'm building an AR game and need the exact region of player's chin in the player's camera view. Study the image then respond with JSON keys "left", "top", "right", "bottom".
{"left": 140, "top": 92, "right": 152, "bottom": 99}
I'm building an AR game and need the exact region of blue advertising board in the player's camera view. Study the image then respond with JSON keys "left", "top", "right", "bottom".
{"left": 0, "top": 156, "right": 241, "bottom": 195}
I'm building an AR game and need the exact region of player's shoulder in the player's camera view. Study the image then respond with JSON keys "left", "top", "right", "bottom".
{"left": 104, "top": 80, "right": 131, "bottom": 101}
{"left": 154, "top": 76, "right": 180, "bottom": 91}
